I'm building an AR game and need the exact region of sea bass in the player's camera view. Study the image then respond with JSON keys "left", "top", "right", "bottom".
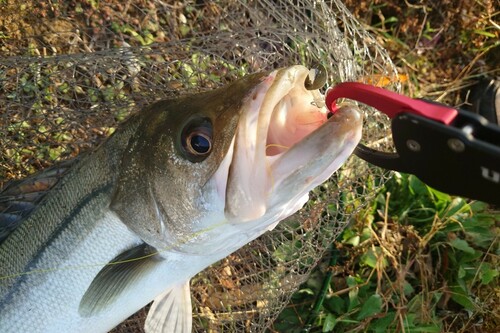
{"left": 0, "top": 65, "right": 362, "bottom": 332}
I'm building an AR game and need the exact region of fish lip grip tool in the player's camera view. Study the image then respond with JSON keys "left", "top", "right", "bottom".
{"left": 326, "top": 82, "right": 500, "bottom": 205}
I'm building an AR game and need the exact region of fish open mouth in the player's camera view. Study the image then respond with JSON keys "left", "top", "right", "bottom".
{"left": 216, "top": 65, "right": 363, "bottom": 223}
{"left": 264, "top": 69, "right": 329, "bottom": 156}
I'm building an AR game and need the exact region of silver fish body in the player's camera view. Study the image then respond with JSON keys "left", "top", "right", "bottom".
{"left": 0, "top": 66, "right": 363, "bottom": 332}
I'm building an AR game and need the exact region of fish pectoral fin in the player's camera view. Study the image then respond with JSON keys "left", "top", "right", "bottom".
{"left": 145, "top": 281, "right": 193, "bottom": 333}
{"left": 79, "top": 243, "right": 161, "bottom": 317}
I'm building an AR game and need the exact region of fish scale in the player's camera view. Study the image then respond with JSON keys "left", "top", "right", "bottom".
{"left": 0, "top": 125, "right": 144, "bottom": 331}
{"left": 0, "top": 117, "right": 140, "bottom": 299}
{"left": 4, "top": 210, "right": 142, "bottom": 332}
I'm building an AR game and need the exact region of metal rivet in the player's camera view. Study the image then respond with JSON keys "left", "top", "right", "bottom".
{"left": 448, "top": 138, "right": 465, "bottom": 152}
{"left": 406, "top": 139, "right": 421, "bottom": 152}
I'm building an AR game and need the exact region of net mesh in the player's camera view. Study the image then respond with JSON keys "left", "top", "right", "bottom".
{"left": 0, "top": 0, "right": 401, "bottom": 331}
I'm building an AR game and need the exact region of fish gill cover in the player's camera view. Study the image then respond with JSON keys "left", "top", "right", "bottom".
{"left": 0, "top": 0, "right": 401, "bottom": 331}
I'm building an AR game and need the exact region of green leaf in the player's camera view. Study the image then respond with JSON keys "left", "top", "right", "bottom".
{"left": 469, "top": 200, "right": 489, "bottom": 213}
{"left": 408, "top": 175, "right": 430, "bottom": 198}
{"left": 348, "top": 285, "right": 360, "bottom": 312}
{"left": 403, "top": 281, "right": 415, "bottom": 296}
{"left": 433, "top": 292, "right": 443, "bottom": 303}
{"left": 450, "top": 285, "right": 475, "bottom": 310}
{"left": 458, "top": 265, "right": 466, "bottom": 279}
{"left": 346, "top": 276, "right": 358, "bottom": 288}
{"left": 361, "top": 249, "right": 378, "bottom": 268}
{"left": 480, "top": 263, "right": 499, "bottom": 285}
{"left": 361, "top": 227, "right": 372, "bottom": 242}
{"left": 48, "top": 147, "right": 64, "bottom": 160}
{"left": 361, "top": 247, "right": 387, "bottom": 269}
{"left": 449, "top": 238, "right": 475, "bottom": 254}
{"left": 474, "top": 29, "right": 496, "bottom": 38}
{"left": 440, "top": 197, "right": 468, "bottom": 219}
{"left": 341, "top": 228, "right": 357, "bottom": 242}
{"left": 400, "top": 314, "right": 441, "bottom": 331}
{"left": 356, "top": 294, "right": 382, "bottom": 320}
{"left": 272, "top": 307, "right": 303, "bottom": 332}
{"left": 344, "top": 235, "right": 360, "bottom": 246}
{"left": 324, "top": 295, "right": 345, "bottom": 315}
{"left": 457, "top": 249, "right": 483, "bottom": 263}
{"left": 403, "top": 313, "right": 416, "bottom": 328}
{"left": 428, "top": 186, "right": 452, "bottom": 207}
{"left": 371, "top": 311, "right": 396, "bottom": 333}
{"left": 322, "top": 313, "right": 337, "bottom": 332}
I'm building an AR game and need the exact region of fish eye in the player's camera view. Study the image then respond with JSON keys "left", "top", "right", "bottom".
{"left": 181, "top": 118, "right": 213, "bottom": 162}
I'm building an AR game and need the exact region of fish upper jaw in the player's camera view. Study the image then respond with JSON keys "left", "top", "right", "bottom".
{"left": 217, "top": 65, "right": 363, "bottom": 225}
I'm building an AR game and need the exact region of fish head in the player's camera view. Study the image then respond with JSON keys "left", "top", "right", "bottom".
{"left": 111, "top": 65, "right": 362, "bottom": 254}
{"left": 110, "top": 72, "right": 268, "bottom": 250}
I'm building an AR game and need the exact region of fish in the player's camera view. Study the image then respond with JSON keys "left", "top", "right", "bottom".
{"left": 0, "top": 65, "right": 363, "bottom": 333}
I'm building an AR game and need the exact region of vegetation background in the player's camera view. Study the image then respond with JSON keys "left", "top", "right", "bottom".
{"left": 271, "top": 1, "right": 499, "bottom": 332}
{"left": 1, "top": 0, "right": 498, "bottom": 332}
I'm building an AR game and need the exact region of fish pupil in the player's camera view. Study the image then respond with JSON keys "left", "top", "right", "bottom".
{"left": 180, "top": 117, "right": 213, "bottom": 162}
{"left": 190, "top": 134, "right": 211, "bottom": 154}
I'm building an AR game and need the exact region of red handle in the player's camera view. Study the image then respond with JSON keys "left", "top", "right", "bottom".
{"left": 326, "top": 82, "right": 458, "bottom": 125}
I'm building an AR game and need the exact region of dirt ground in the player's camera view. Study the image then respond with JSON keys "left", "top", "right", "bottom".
{"left": 2, "top": 0, "right": 497, "bottom": 102}
{"left": 344, "top": 0, "right": 499, "bottom": 104}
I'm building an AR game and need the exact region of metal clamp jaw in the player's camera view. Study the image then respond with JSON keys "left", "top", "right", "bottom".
{"left": 326, "top": 82, "right": 500, "bottom": 205}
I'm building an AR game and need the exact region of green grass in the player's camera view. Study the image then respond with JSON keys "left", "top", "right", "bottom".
{"left": 271, "top": 2, "right": 498, "bottom": 330}
{"left": 271, "top": 173, "right": 498, "bottom": 332}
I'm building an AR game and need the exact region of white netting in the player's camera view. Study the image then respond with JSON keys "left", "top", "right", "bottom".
{"left": 0, "top": 0, "right": 401, "bottom": 331}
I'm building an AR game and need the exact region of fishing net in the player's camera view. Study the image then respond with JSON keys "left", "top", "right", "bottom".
{"left": 0, "top": 0, "right": 401, "bottom": 331}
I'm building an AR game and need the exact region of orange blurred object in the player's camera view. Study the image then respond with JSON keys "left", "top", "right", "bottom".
{"left": 359, "top": 74, "right": 408, "bottom": 87}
